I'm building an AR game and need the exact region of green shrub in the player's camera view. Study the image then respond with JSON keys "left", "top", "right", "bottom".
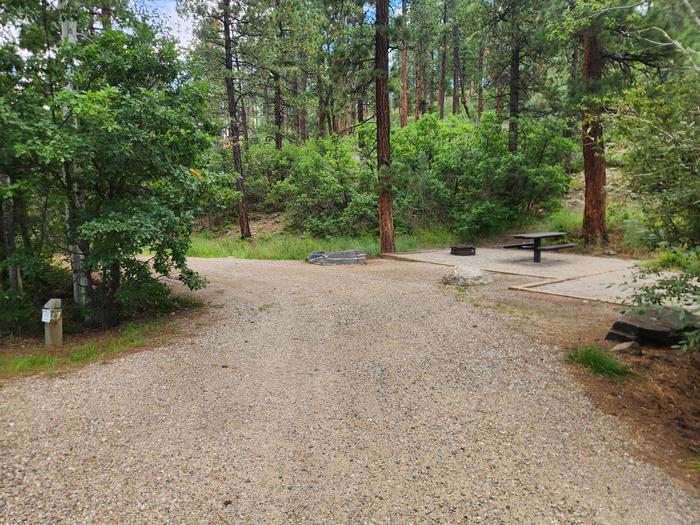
{"left": 0, "top": 291, "right": 38, "bottom": 337}
{"left": 567, "top": 344, "right": 636, "bottom": 378}
{"left": 261, "top": 136, "right": 376, "bottom": 237}
{"left": 393, "top": 113, "right": 575, "bottom": 241}
{"left": 546, "top": 208, "right": 583, "bottom": 235}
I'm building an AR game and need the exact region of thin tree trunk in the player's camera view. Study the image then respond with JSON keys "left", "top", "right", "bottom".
{"left": 273, "top": 72, "right": 283, "bottom": 149}
{"left": 581, "top": 24, "right": 607, "bottom": 244}
{"left": 375, "top": 0, "right": 395, "bottom": 254}
{"left": 508, "top": 37, "right": 520, "bottom": 153}
{"left": 452, "top": 24, "right": 461, "bottom": 115}
{"left": 357, "top": 93, "right": 365, "bottom": 148}
{"left": 317, "top": 71, "right": 327, "bottom": 137}
{"left": 1, "top": 174, "right": 22, "bottom": 293}
{"left": 223, "top": 0, "right": 251, "bottom": 239}
{"left": 299, "top": 58, "right": 308, "bottom": 140}
{"left": 240, "top": 96, "right": 249, "bottom": 141}
{"left": 495, "top": 75, "right": 505, "bottom": 115}
{"left": 459, "top": 69, "right": 470, "bottom": 118}
{"left": 291, "top": 72, "right": 299, "bottom": 139}
{"left": 59, "top": 0, "right": 93, "bottom": 317}
{"left": 415, "top": 59, "right": 425, "bottom": 120}
{"left": 400, "top": 0, "right": 409, "bottom": 127}
{"left": 263, "top": 85, "right": 270, "bottom": 128}
{"left": 477, "top": 45, "right": 484, "bottom": 121}
{"left": 438, "top": 1, "right": 447, "bottom": 119}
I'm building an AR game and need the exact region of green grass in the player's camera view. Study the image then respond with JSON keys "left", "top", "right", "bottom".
{"left": 538, "top": 208, "right": 583, "bottom": 235}
{"left": 691, "top": 454, "right": 700, "bottom": 473}
{"left": 0, "top": 318, "right": 173, "bottom": 378}
{"left": 187, "top": 227, "right": 457, "bottom": 260}
{"left": 567, "top": 344, "right": 636, "bottom": 379}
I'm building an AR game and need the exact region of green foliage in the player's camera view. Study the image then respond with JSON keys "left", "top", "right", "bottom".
{"left": 615, "top": 75, "right": 700, "bottom": 247}
{"left": 393, "top": 113, "right": 575, "bottom": 240}
{"left": 250, "top": 136, "right": 376, "bottom": 237}
{"left": 542, "top": 208, "right": 583, "bottom": 235}
{"left": 568, "top": 344, "right": 636, "bottom": 379}
{"left": 630, "top": 248, "right": 700, "bottom": 352}
{"left": 0, "top": 291, "right": 37, "bottom": 336}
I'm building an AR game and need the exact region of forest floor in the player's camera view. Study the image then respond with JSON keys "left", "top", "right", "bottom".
{"left": 1, "top": 257, "right": 699, "bottom": 523}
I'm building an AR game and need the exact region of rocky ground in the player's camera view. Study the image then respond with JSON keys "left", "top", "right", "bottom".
{"left": 1, "top": 258, "right": 698, "bottom": 524}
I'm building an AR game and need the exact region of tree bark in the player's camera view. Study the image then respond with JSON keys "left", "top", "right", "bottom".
{"left": 59, "top": 0, "right": 93, "bottom": 317}
{"left": 459, "top": 69, "right": 470, "bottom": 118}
{"left": 477, "top": 45, "right": 484, "bottom": 121}
{"left": 375, "top": 0, "right": 395, "bottom": 254}
{"left": 508, "top": 37, "right": 520, "bottom": 153}
{"left": 223, "top": 0, "right": 251, "bottom": 239}
{"left": 438, "top": 1, "right": 447, "bottom": 119}
{"left": 298, "top": 59, "right": 308, "bottom": 140}
{"left": 415, "top": 59, "right": 425, "bottom": 120}
{"left": 317, "top": 72, "right": 327, "bottom": 137}
{"left": 273, "top": 72, "right": 283, "bottom": 149}
{"left": 0, "top": 174, "right": 22, "bottom": 293}
{"left": 581, "top": 24, "right": 607, "bottom": 244}
{"left": 495, "top": 75, "right": 505, "bottom": 116}
{"left": 452, "top": 24, "right": 461, "bottom": 115}
{"left": 400, "top": 0, "right": 409, "bottom": 127}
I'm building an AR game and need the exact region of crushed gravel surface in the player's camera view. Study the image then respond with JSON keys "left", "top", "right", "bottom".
{"left": 1, "top": 258, "right": 699, "bottom": 524}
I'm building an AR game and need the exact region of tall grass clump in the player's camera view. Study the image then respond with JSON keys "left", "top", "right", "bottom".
{"left": 567, "top": 344, "right": 636, "bottom": 379}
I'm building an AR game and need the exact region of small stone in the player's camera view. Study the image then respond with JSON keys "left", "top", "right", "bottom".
{"left": 603, "top": 249, "right": 617, "bottom": 256}
{"left": 442, "top": 266, "right": 491, "bottom": 287}
{"left": 611, "top": 341, "right": 643, "bottom": 356}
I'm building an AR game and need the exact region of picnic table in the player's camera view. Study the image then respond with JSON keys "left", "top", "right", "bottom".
{"left": 504, "top": 232, "right": 576, "bottom": 263}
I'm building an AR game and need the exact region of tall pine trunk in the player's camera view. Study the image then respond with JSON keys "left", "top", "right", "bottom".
{"left": 375, "top": 0, "right": 395, "bottom": 254}
{"left": 508, "top": 38, "right": 520, "bottom": 153}
{"left": 223, "top": 0, "right": 251, "bottom": 239}
{"left": 581, "top": 24, "right": 607, "bottom": 244}
{"left": 273, "top": 72, "right": 283, "bottom": 150}
{"left": 438, "top": 1, "right": 447, "bottom": 119}
{"left": 452, "top": 24, "right": 461, "bottom": 115}
{"left": 298, "top": 58, "right": 308, "bottom": 140}
{"left": 400, "top": 0, "right": 409, "bottom": 127}
{"left": 477, "top": 45, "right": 484, "bottom": 121}
{"left": 415, "top": 59, "right": 425, "bottom": 120}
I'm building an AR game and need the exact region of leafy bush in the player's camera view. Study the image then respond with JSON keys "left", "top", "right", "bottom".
{"left": 0, "top": 291, "right": 37, "bottom": 336}
{"left": 263, "top": 136, "right": 376, "bottom": 236}
{"left": 392, "top": 113, "right": 575, "bottom": 241}
{"left": 616, "top": 76, "right": 700, "bottom": 247}
{"left": 631, "top": 247, "right": 699, "bottom": 351}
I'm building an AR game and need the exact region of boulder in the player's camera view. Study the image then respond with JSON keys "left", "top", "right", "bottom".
{"left": 605, "top": 306, "right": 699, "bottom": 347}
{"left": 442, "top": 266, "right": 491, "bottom": 287}
{"left": 306, "top": 250, "right": 367, "bottom": 266}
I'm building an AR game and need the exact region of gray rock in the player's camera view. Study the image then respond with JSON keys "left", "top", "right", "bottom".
{"left": 442, "top": 266, "right": 491, "bottom": 287}
{"left": 605, "top": 306, "right": 699, "bottom": 347}
{"left": 306, "top": 250, "right": 367, "bottom": 266}
{"left": 611, "top": 341, "right": 643, "bottom": 356}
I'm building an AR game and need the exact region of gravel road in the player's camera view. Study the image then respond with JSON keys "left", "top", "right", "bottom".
{"left": 1, "top": 257, "right": 699, "bottom": 524}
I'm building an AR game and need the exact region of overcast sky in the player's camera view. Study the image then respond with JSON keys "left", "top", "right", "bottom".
{"left": 146, "top": 0, "right": 194, "bottom": 47}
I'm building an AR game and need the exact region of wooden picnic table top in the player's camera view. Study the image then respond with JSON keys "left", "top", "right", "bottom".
{"left": 512, "top": 231, "right": 567, "bottom": 240}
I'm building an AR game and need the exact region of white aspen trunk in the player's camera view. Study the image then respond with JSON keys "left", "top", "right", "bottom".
{"left": 59, "top": 0, "right": 92, "bottom": 315}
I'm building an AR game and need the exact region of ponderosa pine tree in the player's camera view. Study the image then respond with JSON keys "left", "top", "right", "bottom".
{"left": 375, "top": 0, "right": 395, "bottom": 253}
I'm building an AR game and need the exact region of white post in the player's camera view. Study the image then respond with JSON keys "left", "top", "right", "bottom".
{"left": 43, "top": 298, "right": 63, "bottom": 348}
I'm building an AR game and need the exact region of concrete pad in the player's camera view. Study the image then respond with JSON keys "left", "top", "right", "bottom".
{"left": 387, "top": 248, "right": 640, "bottom": 303}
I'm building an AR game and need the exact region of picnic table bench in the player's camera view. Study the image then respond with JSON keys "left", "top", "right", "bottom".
{"left": 503, "top": 232, "right": 576, "bottom": 263}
